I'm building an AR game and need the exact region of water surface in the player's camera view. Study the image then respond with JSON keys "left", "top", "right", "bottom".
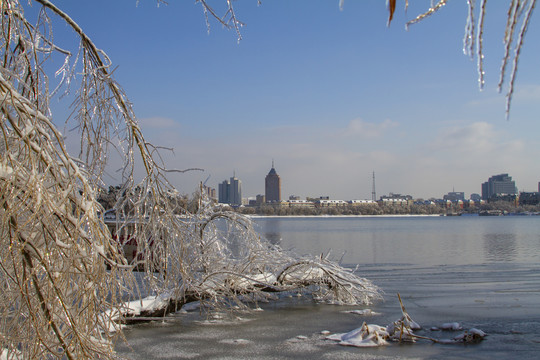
{"left": 116, "top": 216, "right": 540, "bottom": 359}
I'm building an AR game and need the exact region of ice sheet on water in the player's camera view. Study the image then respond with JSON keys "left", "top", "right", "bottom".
{"left": 116, "top": 258, "right": 540, "bottom": 359}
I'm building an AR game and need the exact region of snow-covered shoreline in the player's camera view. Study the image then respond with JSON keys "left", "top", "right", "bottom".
{"left": 247, "top": 214, "right": 442, "bottom": 219}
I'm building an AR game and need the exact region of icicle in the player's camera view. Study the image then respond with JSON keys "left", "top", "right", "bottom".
{"left": 463, "top": 0, "right": 476, "bottom": 58}
{"left": 499, "top": 0, "right": 520, "bottom": 93}
{"left": 476, "top": 0, "right": 487, "bottom": 90}
{"left": 504, "top": 0, "right": 537, "bottom": 120}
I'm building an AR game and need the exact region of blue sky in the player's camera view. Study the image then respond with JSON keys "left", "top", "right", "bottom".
{"left": 49, "top": 1, "right": 540, "bottom": 200}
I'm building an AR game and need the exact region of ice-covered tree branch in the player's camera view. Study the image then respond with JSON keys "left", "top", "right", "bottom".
{"left": 1, "top": 2, "right": 382, "bottom": 358}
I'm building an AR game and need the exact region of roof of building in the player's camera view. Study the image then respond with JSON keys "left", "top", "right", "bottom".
{"left": 267, "top": 160, "right": 279, "bottom": 176}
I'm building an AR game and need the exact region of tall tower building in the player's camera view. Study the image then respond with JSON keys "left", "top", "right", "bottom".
{"left": 229, "top": 175, "right": 242, "bottom": 206}
{"left": 218, "top": 180, "right": 229, "bottom": 204}
{"left": 265, "top": 161, "right": 281, "bottom": 203}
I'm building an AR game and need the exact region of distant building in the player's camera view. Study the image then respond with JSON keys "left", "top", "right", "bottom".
{"left": 256, "top": 194, "right": 266, "bottom": 205}
{"left": 519, "top": 192, "right": 540, "bottom": 206}
{"left": 349, "top": 200, "right": 377, "bottom": 206}
{"left": 230, "top": 176, "right": 242, "bottom": 205}
{"left": 218, "top": 180, "right": 229, "bottom": 204}
{"left": 265, "top": 161, "right": 281, "bottom": 203}
{"left": 414, "top": 200, "right": 436, "bottom": 205}
{"left": 488, "top": 193, "right": 518, "bottom": 203}
{"left": 481, "top": 174, "right": 517, "bottom": 201}
{"left": 443, "top": 191, "right": 465, "bottom": 202}
{"left": 203, "top": 185, "right": 216, "bottom": 200}
{"left": 288, "top": 199, "right": 315, "bottom": 208}
{"left": 316, "top": 199, "right": 348, "bottom": 207}
{"left": 218, "top": 174, "right": 242, "bottom": 206}
{"left": 378, "top": 193, "right": 412, "bottom": 206}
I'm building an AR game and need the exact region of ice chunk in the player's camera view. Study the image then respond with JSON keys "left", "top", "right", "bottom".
{"left": 327, "top": 322, "right": 389, "bottom": 347}
{"left": 343, "top": 309, "right": 380, "bottom": 316}
{"left": 452, "top": 328, "right": 487, "bottom": 343}
{"left": 441, "top": 322, "right": 462, "bottom": 331}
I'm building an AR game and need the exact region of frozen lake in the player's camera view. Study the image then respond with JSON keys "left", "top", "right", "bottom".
{"left": 116, "top": 215, "right": 540, "bottom": 359}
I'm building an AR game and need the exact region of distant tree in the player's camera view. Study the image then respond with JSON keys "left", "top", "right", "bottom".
{"left": 239, "top": 206, "right": 256, "bottom": 215}
{"left": 480, "top": 200, "right": 516, "bottom": 212}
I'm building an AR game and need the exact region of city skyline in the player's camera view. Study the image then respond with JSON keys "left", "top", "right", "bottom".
{"left": 52, "top": 2, "right": 540, "bottom": 200}
{"left": 215, "top": 170, "right": 536, "bottom": 202}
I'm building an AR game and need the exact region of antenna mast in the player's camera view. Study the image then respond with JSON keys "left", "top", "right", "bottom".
{"left": 371, "top": 171, "right": 376, "bottom": 201}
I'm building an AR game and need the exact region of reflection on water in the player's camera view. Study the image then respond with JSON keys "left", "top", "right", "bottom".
{"left": 483, "top": 233, "right": 517, "bottom": 262}
{"left": 256, "top": 217, "right": 282, "bottom": 246}
{"left": 252, "top": 216, "right": 540, "bottom": 266}
{"left": 264, "top": 231, "right": 282, "bottom": 246}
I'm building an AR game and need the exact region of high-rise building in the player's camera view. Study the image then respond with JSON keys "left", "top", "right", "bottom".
{"left": 218, "top": 174, "right": 242, "bottom": 205}
{"left": 265, "top": 161, "right": 281, "bottom": 203}
{"left": 481, "top": 173, "right": 517, "bottom": 200}
{"left": 229, "top": 176, "right": 242, "bottom": 205}
{"left": 218, "top": 180, "right": 229, "bottom": 204}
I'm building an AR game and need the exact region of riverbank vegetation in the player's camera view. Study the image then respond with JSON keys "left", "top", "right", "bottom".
{"left": 99, "top": 186, "right": 540, "bottom": 217}
{"left": 235, "top": 201, "right": 540, "bottom": 216}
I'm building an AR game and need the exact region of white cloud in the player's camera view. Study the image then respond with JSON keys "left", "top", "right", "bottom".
{"left": 431, "top": 122, "right": 526, "bottom": 165}
{"left": 344, "top": 118, "right": 399, "bottom": 138}
{"left": 436, "top": 121, "right": 498, "bottom": 152}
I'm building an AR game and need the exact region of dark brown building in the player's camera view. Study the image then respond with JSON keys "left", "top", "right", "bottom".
{"left": 265, "top": 161, "right": 281, "bottom": 203}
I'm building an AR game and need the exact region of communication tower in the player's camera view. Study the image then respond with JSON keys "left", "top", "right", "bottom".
{"left": 371, "top": 171, "right": 376, "bottom": 201}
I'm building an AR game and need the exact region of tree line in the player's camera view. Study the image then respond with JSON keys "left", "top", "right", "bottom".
{"left": 234, "top": 202, "right": 540, "bottom": 216}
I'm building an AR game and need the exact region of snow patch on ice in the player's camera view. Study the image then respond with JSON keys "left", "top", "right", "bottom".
{"left": 327, "top": 322, "right": 389, "bottom": 347}
{"left": 440, "top": 322, "right": 462, "bottom": 331}
{"left": 343, "top": 309, "right": 380, "bottom": 316}
{"left": 219, "top": 338, "right": 252, "bottom": 345}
